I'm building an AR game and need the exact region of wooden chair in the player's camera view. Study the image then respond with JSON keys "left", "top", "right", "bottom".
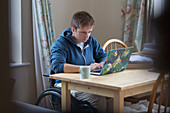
{"left": 102, "top": 39, "right": 128, "bottom": 52}
{"left": 148, "top": 72, "right": 170, "bottom": 113}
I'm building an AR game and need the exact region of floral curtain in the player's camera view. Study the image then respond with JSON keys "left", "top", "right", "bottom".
{"left": 121, "top": 0, "right": 145, "bottom": 52}
{"left": 32, "top": 0, "right": 55, "bottom": 106}
{"left": 34, "top": 0, "right": 55, "bottom": 74}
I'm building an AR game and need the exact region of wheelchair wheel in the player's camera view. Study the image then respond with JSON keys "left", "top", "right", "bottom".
{"left": 35, "top": 90, "right": 61, "bottom": 111}
{"left": 35, "top": 87, "right": 97, "bottom": 113}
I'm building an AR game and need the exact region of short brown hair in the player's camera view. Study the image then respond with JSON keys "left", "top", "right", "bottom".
{"left": 71, "top": 11, "right": 95, "bottom": 30}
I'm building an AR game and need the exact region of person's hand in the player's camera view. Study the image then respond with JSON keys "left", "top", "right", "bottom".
{"left": 90, "top": 62, "right": 105, "bottom": 71}
{"left": 99, "top": 62, "right": 104, "bottom": 68}
{"left": 90, "top": 63, "right": 100, "bottom": 71}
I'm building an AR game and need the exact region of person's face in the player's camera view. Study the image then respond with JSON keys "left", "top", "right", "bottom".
{"left": 71, "top": 25, "right": 93, "bottom": 43}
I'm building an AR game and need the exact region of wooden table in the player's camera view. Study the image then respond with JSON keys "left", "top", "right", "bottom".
{"left": 49, "top": 69, "right": 160, "bottom": 113}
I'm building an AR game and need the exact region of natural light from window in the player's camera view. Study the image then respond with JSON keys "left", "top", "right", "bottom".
{"left": 9, "top": 0, "right": 22, "bottom": 64}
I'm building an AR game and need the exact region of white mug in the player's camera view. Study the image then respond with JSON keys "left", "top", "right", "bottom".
{"left": 79, "top": 66, "right": 90, "bottom": 79}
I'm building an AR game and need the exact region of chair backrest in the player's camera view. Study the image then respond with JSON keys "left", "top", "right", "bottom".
{"left": 148, "top": 72, "right": 170, "bottom": 113}
{"left": 102, "top": 39, "right": 128, "bottom": 52}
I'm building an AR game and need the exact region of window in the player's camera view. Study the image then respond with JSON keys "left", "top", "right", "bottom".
{"left": 9, "top": 0, "right": 22, "bottom": 63}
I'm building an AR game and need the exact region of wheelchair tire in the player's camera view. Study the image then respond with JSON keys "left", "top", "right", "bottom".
{"left": 41, "top": 87, "right": 61, "bottom": 94}
{"left": 35, "top": 86, "right": 97, "bottom": 113}
{"left": 35, "top": 90, "right": 61, "bottom": 111}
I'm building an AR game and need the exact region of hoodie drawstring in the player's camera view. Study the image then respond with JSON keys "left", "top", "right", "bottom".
{"left": 81, "top": 44, "right": 89, "bottom": 65}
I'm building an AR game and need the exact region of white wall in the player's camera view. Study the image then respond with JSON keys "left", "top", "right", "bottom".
{"left": 51, "top": 0, "right": 121, "bottom": 45}
{"left": 11, "top": 65, "right": 36, "bottom": 104}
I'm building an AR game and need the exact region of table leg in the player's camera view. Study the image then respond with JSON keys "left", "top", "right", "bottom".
{"left": 61, "top": 81, "right": 71, "bottom": 112}
{"left": 114, "top": 91, "right": 124, "bottom": 113}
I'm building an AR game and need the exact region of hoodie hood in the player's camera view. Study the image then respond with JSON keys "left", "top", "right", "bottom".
{"left": 60, "top": 27, "right": 91, "bottom": 47}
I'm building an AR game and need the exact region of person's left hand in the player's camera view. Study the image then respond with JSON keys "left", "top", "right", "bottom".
{"left": 90, "top": 62, "right": 104, "bottom": 71}
{"left": 99, "top": 62, "right": 104, "bottom": 68}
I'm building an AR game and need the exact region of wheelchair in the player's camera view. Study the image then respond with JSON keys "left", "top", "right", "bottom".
{"left": 35, "top": 73, "right": 97, "bottom": 113}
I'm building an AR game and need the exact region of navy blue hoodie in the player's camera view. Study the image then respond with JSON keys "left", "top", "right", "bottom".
{"left": 50, "top": 27, "right": 107, "bottom": 76}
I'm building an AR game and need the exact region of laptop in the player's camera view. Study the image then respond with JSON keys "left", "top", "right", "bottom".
{"left": 91, "top": 46, "right": 134, "bottom": 75}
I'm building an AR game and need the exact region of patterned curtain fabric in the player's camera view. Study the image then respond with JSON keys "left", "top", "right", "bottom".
{"left": 33, "top": 0, "right": 55, "bottom": 106}
{"left": 35, "top": 0, "right": 55, "bottom": 74}
{"left": 121, "top": 0, "right": 145, "bottom": 52}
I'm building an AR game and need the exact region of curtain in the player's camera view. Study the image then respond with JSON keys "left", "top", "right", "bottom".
{"left": 121, "top": 0, "right": 145, "bottom": 52}
{"left": 144, "top": 0, "right": 154, "bottom": 43}
{"left": 32, "top": 0, "right": 55, "bottom": 106}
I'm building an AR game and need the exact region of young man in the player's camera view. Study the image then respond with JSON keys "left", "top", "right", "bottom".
{"left": 51, "top": 11, "right": 112, "bottom": 113}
